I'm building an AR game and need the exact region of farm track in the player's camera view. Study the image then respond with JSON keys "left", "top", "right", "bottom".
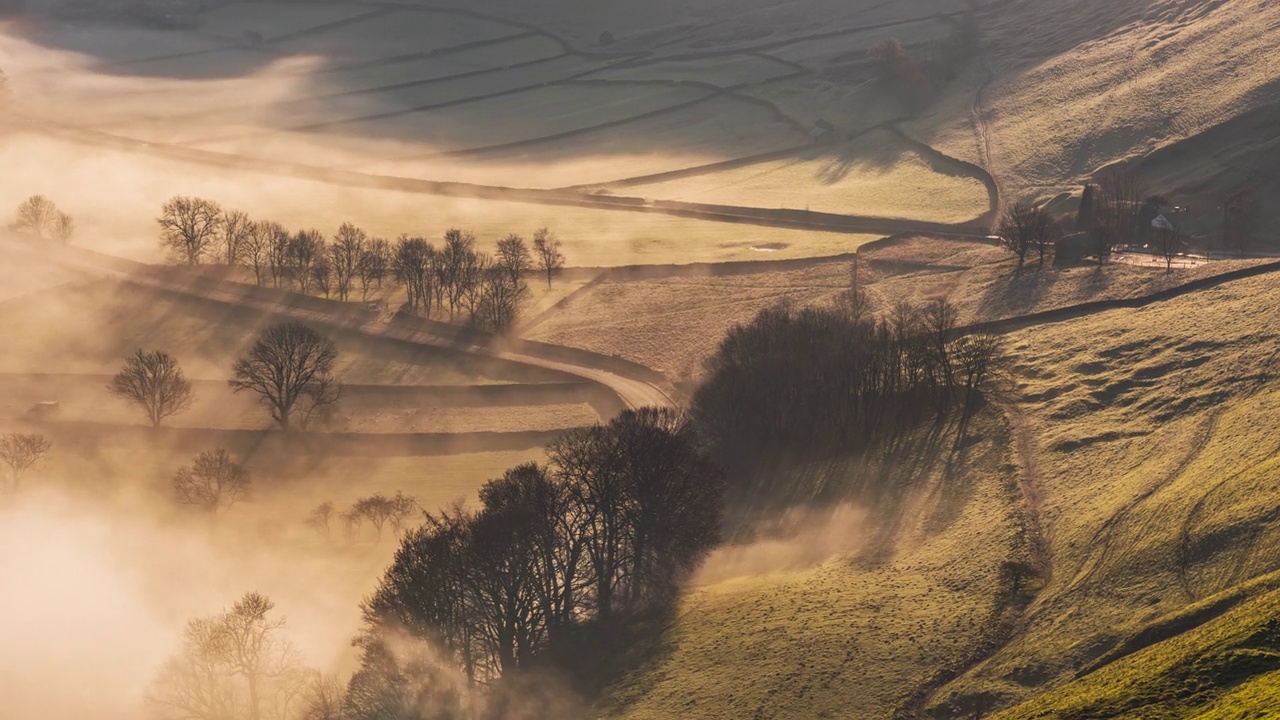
{"left": 1062, "top": 410, "right": 1221, "bottom": 596}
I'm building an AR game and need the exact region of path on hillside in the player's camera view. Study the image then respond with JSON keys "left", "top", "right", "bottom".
{"left": 12, "top": 239, "right": 677, "bottom": 411}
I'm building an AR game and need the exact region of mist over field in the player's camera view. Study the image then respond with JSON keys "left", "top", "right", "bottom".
{"left": 4, "top": 0, "right": 1280, "bottom": 718}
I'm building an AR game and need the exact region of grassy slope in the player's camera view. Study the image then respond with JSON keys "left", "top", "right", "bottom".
{"left": 974, "top": 0, "right": 1280, "bottom": 201}
{"left": 621, "top": 128, "right": 991, "bottom": 222}
{"left": 929, "top": 271, "right": 1280, "bottom": 715}
{"left": 607, "top": 409, "right": 1026, "bottom": 720}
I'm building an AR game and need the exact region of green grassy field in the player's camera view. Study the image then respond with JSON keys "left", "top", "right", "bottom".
{"left": 607, "top": 409, "right": 1024, "bottom": 720}
{"left": 270, "top": 9, "right": 519, "bottom": 63}
{"left": 924, "top": 270, "right": 1280, "bottom": 715}
{"left": 363, "top": 94, "right": 810, "bottom": 187}
{"left": 196, "top": 1, "right": 374, "bottom": 42}
{"left": 590, "top": 54, "right": 799, "bottom": 87}
{"left": 620, "top": 128, "right": 991, "bottom": 221}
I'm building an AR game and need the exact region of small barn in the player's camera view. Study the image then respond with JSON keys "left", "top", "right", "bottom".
{"left": 1054, "top": 232, "right": 1092, "bottom": 267}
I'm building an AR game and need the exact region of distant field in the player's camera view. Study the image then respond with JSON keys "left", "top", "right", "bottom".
{"left": 619, "top": 128, "right": 991, "bottom": 221}
{"left": 767, "top": 18, "right": 951, "bottom": 71}
{"left": 524, "top": 261, "right": 850, "bottom": 381}
{"left": 589, "top": 54, "right": 798, "bottom": 87}
{"left": 362, "top": 94, "right": 810, "bottom": 187}
{"left": 302, "top": 82, "right": 711, "bottom": 151}
{"left": 270, "top": 9, "right": 520, "bottom": 64}
{"left": 0, "top": 132, "right": 879, "bottom": 267}
{"left": 0, "top": 21, "right": 229, "bottom": 68}
{"left": 196, "top": 1, "right": 375, "bottom": 42}
{"left": 737, "top": 76, "right": 896, "bottom": 133}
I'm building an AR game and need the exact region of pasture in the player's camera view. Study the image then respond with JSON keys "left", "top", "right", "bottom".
{"left": 618, "top": 128, "right": 992, "bottom": 222}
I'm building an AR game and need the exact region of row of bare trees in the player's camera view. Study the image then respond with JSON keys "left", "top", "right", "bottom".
{"left": 13, "top": 195, "right": 75, "bottom": 243}
{"left": 392, "top": 228, "right": 563, "bottom": 330}
{"left": 306, "top": 492, "right": 419, "bottom": 543}
{"left": 692, "top": 290, "right": 1003, "bottom": 507}
{"left": 346, "top": 407, "right": 723, "bottom": 713}
{"left": 155, "top": 196, "right": 567, "bottom": 330}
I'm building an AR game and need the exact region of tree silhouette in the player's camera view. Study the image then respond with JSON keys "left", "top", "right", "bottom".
{"left": 158, "top": 196, "right": 223, "bottom": 265}
{"left": 172, "top": 449, "right": 249, "bottom": 513}
{"left": 229, "top": 322, "right": 340, "bottom": 430}
{"left": 109, "top": 349, "right": 195, "bottom": 427}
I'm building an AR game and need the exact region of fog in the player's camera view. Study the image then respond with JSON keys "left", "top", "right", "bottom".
{"left": 0, "top": 484, "right": 384, "bottom": 720}
{"left": 694, "top": 502, "right": 868, "bottom": 585}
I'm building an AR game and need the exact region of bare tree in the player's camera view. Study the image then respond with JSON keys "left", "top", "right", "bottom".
{"left": 229, "top": 322, "right": 340, "bottom": 430}
{"left": 311, "top": 253, "right": 333, "bottom": 299}
{"left": 53, "top": 211, "right": 75, "bottom": 244}
{"left": 952, "top": 331, "right": 1004, "bottom": 412}
{"left": 440, "top": 229, "right": 478, "bottom": 320}
{"left": 393, "top": 235, "right": 435, "bottom": 314}
{"left": 241, "top": 221, "right": 271, "bottom": 286}
{"left": 359, "top": 237, "right": 390, "bottom": 300}
{"left": 1153, "top": 221, "right": 1186, "bottom": 273}
{"left": 299, "top": 673, "right": 346, "bottom": 720}
{"left": 150, "top": 592, "right": 300, "bottom": 720}
{"left": 262, "top": 221, "right": 293, "bottom": 289}
{"left": 477, "top": 265, "right": 528, "bottom": 332}
{"left": 289, "top": 230, "right": 325, "bottom": 294}
{"left": 0, "top": 433, "right": 51, "bottom": 495}
{"left": 305, "top": 502, "right": 336, "bottom": 542}
{"left": 158, "top": 196, "right": 223, "bottom": 265}
{"left": 15, "top": 195, "right": 57, "bottom": 238}
{"left": 495, "top": 234, "right": 533, "bottom": 287}
{"left": 532, "top": 227, "right": 565, "bottom": 288}
{"left": 349, "top": 492, "right": 418, "bottom": 541}
{"left": 173, "top": 449, "right": 250, "bottom": 513}
{"left": 221, "top": 209, "right": 253, "bottom": 266}
{"left": 109, "top": 349, "right": 195, "bottom": 427}
{"left": 1092, "top": 169, "right": 1147, "bottom": 265}
{"left": 997, "top": 201, "right": 1061, "bottom": 266}
{"left": 331, "top": 222, "right": 366, "bottom": 302}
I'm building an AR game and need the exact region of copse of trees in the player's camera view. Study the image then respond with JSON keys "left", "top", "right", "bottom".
{"left": 691, "top": 293, "right": 1004, "bottom": 507}
{"left": 229, "top": 321, "right": 341, "bottom": 431}
{"left": 109, "top": 349, "right": 195, "bottom": 427}
{"left": 15, "top": 194, "right": 74, "bottom": 243}
{"left": 997, "top": 201, "right": 1061, "bottom": 266}
{"left": 153, "top": 198, "right": 558, "bottom": 331}
{"left": 867, "top": 38, "right": 932, "bottom": 113}
{"left": 345, "top": 407, "right": 723, "bottom": 711}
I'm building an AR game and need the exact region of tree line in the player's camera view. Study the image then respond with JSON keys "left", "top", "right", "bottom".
{"left": 150, "top": 407, "right": 724, "bottom": 720}
{"left": 156, "top": 196, "right": 566, "bottom": 332}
